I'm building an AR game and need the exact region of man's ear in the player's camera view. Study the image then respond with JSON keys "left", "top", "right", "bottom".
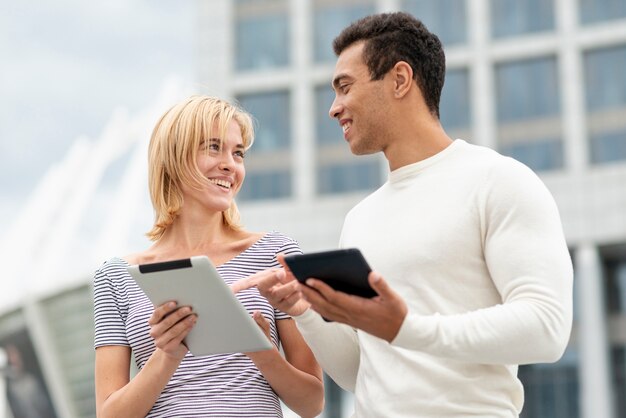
{"left": 392, "top": 61, "right": 414, "bottom": 99}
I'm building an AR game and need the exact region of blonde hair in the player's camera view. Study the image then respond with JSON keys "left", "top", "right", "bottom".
{"left": 146, "top": 95, "right": 254, "bottom": 241}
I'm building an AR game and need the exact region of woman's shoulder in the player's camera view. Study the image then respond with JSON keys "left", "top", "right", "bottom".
{"left": 121, "top": 250, "right": 157, "bottom": 266}
{"left": 93, "top": 257, "right": 132, "bottom": 286}
{"left": 258, "top": 230, "right": 299, "bottom": 246}
{"left": 254, "top": 231, "right": 301, "bottom": 256}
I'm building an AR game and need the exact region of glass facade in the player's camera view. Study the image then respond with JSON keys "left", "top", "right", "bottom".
{"left": 612, "top": 346, "right": 626, "bottom": 418}
{"left": 402, "top": 0, "right": 467, "bottom": 46}
{"left": 237, "top": 91, "right": 292, "bottom": 200}
{"left": 495, "top": 56, "right": 563, "bottom": 171}
{"left": 237, "top": 169, "right": 292, "bottom": 200}
{"left": 238, "top": 91, "right": 291, "bottom": 151}
{"left": 314, "top": 85, "right": 382, "bottom": 195}
{"left": 602, "top": 246, "right": 626, "bottom": 418}
{"left": 579, "top": 0, "right": 626, "bottom": 24}
{"left": 584, "top": 44, "right": 626, "bottom": 164}
{"left": 317, "top": 160, "right": 381, "bottom": 194}
{"left": 315, "top": 85, "right": 342, "bottom": 146}
{"left": 490, "top": 0, "right": 555, "bottom": 38}
{"left": 519, "top": 348, "right": 580, "bottom": 418}
{"left": 313, "top": 1, "right": 375, "bottom": 63}
{"left": 605, "top": 260, "right": 626, "bottom": 314}
{"left": 235, "top": 0, "right": 289, "bottom": 71}
{"left": 440, "top": 68, "right": 471, "bottom": 131}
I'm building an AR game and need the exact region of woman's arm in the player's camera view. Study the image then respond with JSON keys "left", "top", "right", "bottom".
{"left": 95, "top": 303, "right": 196, "bottom": 418}
{"left": 246, "top": 315, "right": 324, "bottom": 418}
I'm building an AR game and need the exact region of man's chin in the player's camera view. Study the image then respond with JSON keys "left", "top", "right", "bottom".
{"left": 349, "top": 144, "right": 379, "bottom": 156}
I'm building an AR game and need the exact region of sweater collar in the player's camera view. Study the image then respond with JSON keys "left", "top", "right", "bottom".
{"left": 388, "top": 139, "right": 465, "bottom": 184}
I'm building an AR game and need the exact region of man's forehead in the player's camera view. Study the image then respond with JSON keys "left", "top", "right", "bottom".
{"left": 332, "top": 43, "right": 367, "bottom": 82}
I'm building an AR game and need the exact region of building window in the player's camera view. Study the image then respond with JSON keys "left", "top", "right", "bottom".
{"left": 402, "top": 0, "right": 467, "bottom": 46}
{"left": 237, "top": 169, "right": 291, "bottom": 200}
{"left": 317, "top": 161, "right": 381, "bottom": 194}
{"left": 601, "top": 244, "right": 626, "bottom": 417}
{"left": 237, "top": 91, "right": 292, "bottom": 201}
{"left": 584, "top": 45, "right": 626, "bottom": 164}
{"left": 314, "top": 85, "right": 381, "bottom": 195}
{"left": 440, "top": 68, "right": 471, "bottom": 137}
{"left": 238, "top": 91, "right": 291, "bottom": 151}
{"left": 313, "top": 0, "right": 375, "bottom": 63}
{"left": 579, "top": 0, "right": 626, "bottom": 25}
{"left": 519, "top": 348, "right": 580, "bottom": 418}
{"left": 235, "top": 0, "right": 289, "bottom": 71}
{"left": 490, "top": 0, "right": 555, "bottom": 39}
{"left": 611, "top": 346, "right": 626, "bottom": 417}
{"left": 315, "top": 85, "right": 340, "bottom": 145}
{"left": 495, "top": 56, "right": 563, "bottom": 171}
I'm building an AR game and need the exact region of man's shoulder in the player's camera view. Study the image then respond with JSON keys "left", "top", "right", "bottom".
{"left": 455, "top": 140, "right": 534, "bottom": 177}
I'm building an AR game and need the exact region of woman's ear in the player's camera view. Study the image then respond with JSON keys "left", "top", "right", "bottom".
{"left": 392, "top": 61, "right": 414, "bottom": 99}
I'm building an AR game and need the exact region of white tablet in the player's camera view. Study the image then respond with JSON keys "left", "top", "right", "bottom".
{"left": 127, "top": 255, "right": 272, "bottom": 356}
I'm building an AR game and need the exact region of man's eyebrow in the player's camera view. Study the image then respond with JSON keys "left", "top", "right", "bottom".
{"left": 332, "top": 74, "right": 350, "bottom": 90}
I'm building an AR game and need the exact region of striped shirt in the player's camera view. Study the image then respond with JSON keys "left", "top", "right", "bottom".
{"left": 93, "top": 232, "right": 302, "bottom": 418}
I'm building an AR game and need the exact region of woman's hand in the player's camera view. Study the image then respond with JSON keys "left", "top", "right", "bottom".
{"left": 244, "top": 311, "right": 277, "bottom": 363}
{"left": 252, "top": 310, "right": 272, "bottom": 341}
{"left": 148, "top": 301, "right": 197, "bottom": 361}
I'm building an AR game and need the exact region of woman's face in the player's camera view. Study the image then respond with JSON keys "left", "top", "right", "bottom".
{"left": 181, "top": 119, "right": 246, "bottom": 214}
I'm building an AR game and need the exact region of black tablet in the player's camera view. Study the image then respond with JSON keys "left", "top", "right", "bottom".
{"left": 127, "top": 256, "right": 272, "bottom": 356}
{"left": 283, "top": 248, "right": 376, "bottom": 298}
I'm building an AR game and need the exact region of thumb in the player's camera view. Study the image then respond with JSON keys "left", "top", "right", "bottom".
{"left": 368, "top": 272, "right": 393, "bottom": 299}
{"left": 253, "top": 311, "right": 270, "bottom": 333}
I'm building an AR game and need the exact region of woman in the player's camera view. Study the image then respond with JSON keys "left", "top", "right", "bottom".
{"left": 93, "top": 96, "right": 324, "bottom": 418}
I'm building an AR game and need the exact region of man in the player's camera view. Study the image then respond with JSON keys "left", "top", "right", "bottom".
{"left": 249, "top": 11, "right": 573, "bottom": 417}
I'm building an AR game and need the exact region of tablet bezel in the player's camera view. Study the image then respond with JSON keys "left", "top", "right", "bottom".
{"left": 127, "top": 255, "right": 273, "bottom": 356}
{"left": 283, "top": 248, "right": 376, "bottom": 298}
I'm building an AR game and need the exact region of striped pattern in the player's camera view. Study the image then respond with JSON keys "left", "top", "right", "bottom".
{"left": 93, "top": 232, "right": 301, "bottom": 417}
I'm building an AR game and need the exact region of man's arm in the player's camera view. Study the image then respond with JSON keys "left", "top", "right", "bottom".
{"left": 303, "top": 160, "right": 573, "bottom": 365}
{"left": 391, "top": 159, "right": 572, "bottom": 364}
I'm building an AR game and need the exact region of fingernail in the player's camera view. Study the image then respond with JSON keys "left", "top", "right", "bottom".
{"left": 306, "top": 279, "right": 314, "bottom": 286}
{"left": 168, "top": 302, "right": 176, "bottom": 308}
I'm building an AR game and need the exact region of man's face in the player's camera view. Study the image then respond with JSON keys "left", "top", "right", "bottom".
{"left": 329, "top": 42, "right": 389, "bottom": 155}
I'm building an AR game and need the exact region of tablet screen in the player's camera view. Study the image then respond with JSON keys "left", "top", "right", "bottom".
{"left": 283, "top": 248, "right": 376, "bottom": 298}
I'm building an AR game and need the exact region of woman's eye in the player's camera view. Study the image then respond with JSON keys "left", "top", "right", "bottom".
{"left": 234, "top": 151, "right": 245, "bottom": 159}
{"left": 208, "top": 143, "right": 220, "bottom": 151}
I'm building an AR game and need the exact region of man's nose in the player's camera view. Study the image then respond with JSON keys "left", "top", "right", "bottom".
{"left": 329, "top": 96, "right": 342, "bottom": 119}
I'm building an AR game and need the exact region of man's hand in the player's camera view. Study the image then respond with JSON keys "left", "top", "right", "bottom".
{"left": 301, "top": 272, "right": 408, "bottom": 342}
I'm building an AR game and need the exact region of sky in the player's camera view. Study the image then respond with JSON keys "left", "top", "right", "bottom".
{"left": 0, "top": 0, "right": 195, "bottom": 233}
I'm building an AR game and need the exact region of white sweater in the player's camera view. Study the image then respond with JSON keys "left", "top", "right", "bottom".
{"left": 295, "top": 140, "right": 573, "bottom": 417}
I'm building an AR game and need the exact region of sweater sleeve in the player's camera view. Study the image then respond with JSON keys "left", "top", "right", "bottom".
{"left": 294, "top": 309, "right": 360, "bottom": 392}
{"left": 391, "top": 159, "right": 573, "bottom": 365}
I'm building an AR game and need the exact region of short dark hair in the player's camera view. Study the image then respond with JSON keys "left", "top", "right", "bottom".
{"left": 333, "top": 12, "right": 446, "bottom": 118}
